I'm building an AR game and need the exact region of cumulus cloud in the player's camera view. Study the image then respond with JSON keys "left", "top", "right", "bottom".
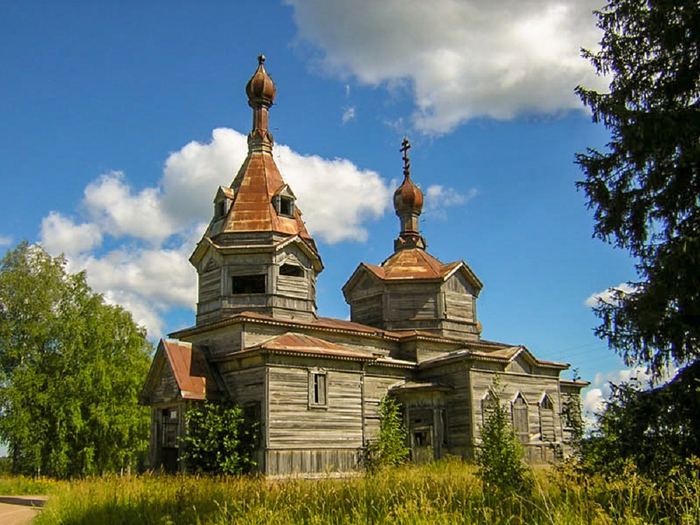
{"left": 40, "top": 212, "right": 103, "bottom": 256}
{"left": 584, "top": 282, "right": 638, "bottom": 308}
{"left": 276, "top": 144, "right": 391, "bottom": 242}
{"left": 581, "top": 365, "right": 679, "bottom": 432}
{"left": 424, "top": 185, "right": 478, "bottom": 219}
{"left": 287, "top": 0, "right": 607, "bottom": 133}
{"left": 38, "top": 128, "right": 392, "bottom": 336}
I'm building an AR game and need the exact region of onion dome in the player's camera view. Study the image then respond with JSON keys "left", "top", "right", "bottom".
{"left": 394, "top": 138, "right": 424, "bottom": 215}
{"left": 393, "top": 138, "right": 426, "bottom": 251}
{"left": 246, "top": 55, "right": 276, "bottom": 106}
{"left": 394, "top": 172, "right": 424, "bottom": 215}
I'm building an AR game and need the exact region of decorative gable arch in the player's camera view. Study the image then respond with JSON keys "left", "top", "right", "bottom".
{"left": 511, "top": 393, "right": 529, "bottom": 444}
{"left": 539, "top": 393, "right": 556, "bottom": 441}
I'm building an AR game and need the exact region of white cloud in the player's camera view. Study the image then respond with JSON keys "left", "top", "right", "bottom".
{"left": 424, "top": 185, "right": 478, "bottom": 219}
{"left": 584, "top": 282, "right": 638, "bottom": 307}
{"left": 581, "top": 365, "right": 680, "bottom": 432}
{"left": 40, "top": 212, "right": 103, "bottom": 256}
{"left": 83, "top": 171, "right": 176, "bottom": 244}
{"left": 342, "top": 106, "right": 356, "bottom": 124}
{"left": 38, "top": 128, "right": 392, "bottom": 336}
{"left": 287, "top": 0, "right": 607, "bottom": 133}
{"left": 276, "top": 144, "right": 391, "bottom": 243}
{"left": 0, "top": 235, "right": 13, "bottom": 247}
{"left": 161, "top": 128, "right": 248, "bottom": 229}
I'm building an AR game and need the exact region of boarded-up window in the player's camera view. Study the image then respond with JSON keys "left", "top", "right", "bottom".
{"left": 512, "top": 394, "right": 529, "bottom": 443}
{"left": 231, "top": 275, "right": 265, "bottom": 294}
{"left": 308, "top": 371, "right": 327, "bottom": 407}
{"left": 539, "top": 394, "right": 555, "bottom": 441}
{"left": 481, "top": 391, "right": 496, "bottom": 425}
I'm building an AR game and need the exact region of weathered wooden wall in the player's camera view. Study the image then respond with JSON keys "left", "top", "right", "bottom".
{"left": 265, "top": 359, "right": 365, "bottom": 475}
{"left": 468, "top": 361, "right": 564, "bottom": 463}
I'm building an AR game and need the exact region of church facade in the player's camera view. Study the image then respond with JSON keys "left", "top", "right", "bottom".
{"left": 140, "top": 57, "right": 587, "bottom": 476}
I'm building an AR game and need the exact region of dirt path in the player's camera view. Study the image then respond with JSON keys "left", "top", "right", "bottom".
{"left": 0, "top": 496, "right": 48, "bottom": 525}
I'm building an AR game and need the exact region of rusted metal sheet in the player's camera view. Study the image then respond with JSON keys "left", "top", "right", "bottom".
{"left": 162, "top": 340, "right": 220, "bottom": 400}
{"left": 362, "top": 248, "right": 459, "bottom": 280}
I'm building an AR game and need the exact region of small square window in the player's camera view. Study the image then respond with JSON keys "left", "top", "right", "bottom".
{"left": 279, "top": 196, "right": 294, "bottom": 217}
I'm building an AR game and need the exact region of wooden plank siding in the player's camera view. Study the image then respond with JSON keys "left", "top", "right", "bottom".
{"left": 276, "top": 274, "right": 308, "bottom": 299}
{"left": 362, "top": 374, "right": 408, "bottom": 443}
{"left": 264, "top": 364, "right": 365, "bottom": 475}
{"left": 151, "top": 362, "right": 180, "bottom": 404}
{"left": 267, "top": 366, "right": 363, "bottom": 448}
{"left": 418, "top": 361, "right": 474, "bottom": 457}
{"left": 468, "top": 367, "right": 563, "bottom": 462}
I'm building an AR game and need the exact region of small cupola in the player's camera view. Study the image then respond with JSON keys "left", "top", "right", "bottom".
{"left": 394, "top": 138, "right": 426, "bottom": 251}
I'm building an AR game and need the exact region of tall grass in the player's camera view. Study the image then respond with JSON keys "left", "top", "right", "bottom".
{"left": 11, "top": 458, "right": 698, "bottom": 524}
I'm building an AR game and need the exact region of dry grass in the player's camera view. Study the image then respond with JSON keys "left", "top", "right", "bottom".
{"left": 1, "top": 458, "right": 694, "bottom": 525}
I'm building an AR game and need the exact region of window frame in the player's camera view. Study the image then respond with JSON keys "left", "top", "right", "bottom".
{"left": 231, "top": 274, "right": 266, "bottom": 295}
{"left": 308, "top": 369, "right": 328, "bottom": 409}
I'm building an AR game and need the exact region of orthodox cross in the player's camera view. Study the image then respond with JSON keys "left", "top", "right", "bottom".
{"left": 400, "top": 137, "right": 411, "bottom": 177}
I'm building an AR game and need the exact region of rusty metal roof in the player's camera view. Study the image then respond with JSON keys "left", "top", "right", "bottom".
{"left": 222, "top": 332, "right": 378, "bottom": 361}
{"left": 204, "top": 57, "right": 318, "bottom": 256}
{"left": 363, "top": 248, "right": 461, "bottom": 280}
{"left": 161, "top": 340, "right": 219, "bottom": 400}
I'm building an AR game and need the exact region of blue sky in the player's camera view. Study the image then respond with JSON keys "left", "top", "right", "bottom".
{"left": 1, "top": 1, "right": 643, "bottom": 423}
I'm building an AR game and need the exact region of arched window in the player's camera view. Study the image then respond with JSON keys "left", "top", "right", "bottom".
{"left": 481, "top": 390, "right": 496, "bottom": 425}
{"left": 539, "top": 393, "right": 555, "bottom": 441}
{"left": 512, "top": 394, "right": 529, "bottom": 443}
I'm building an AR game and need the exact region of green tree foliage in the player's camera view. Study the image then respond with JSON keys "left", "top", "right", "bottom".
{"left": 583, "top": 361, "right": 700, "bottom": 479}
{"left": 0, "top": 242, "right": 152, "bottom": 478}
{"left": 364, "top": 396, "right": 409, "bottom": 471}
{"left": 477, "top": 379, "right": 532, "bottom": 494}
{"left": 179, "top": 400, "right": 256, "bottom": 475}
{"left": 576, "top": 0, "right": 700, "bottom": 378}
{"left": 560, "top": 370, "right": 585, "bottom": 457}
{"left": 576, "top": 0, "right": 700, "bottom": 476}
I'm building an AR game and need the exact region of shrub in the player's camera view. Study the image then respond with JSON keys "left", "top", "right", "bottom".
{"left": 364, "top": 396, "right": 410, "bottom": 471}
{"left": 179, "top": 400, "right": 256, "bottom": 475}
{"left": 476, "top": 377, "right": 532, "bottom": 494}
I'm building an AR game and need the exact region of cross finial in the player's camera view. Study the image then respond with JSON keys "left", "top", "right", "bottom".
{"left": 258, "top": 54, "right": 266, "bottom": 65}
{"left": 400, "top": 137, "right": 411, "bottom": 177}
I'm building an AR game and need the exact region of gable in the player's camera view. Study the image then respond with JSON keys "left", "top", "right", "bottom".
{"left": 140, "top": 346, "right": 181, "bottom": 405}
{"left": 444, "top": 272, "right": 476, "bottom": 296}
{"left": 507, "top": 353, "right": 533, "bottom": 374}
{"left": 152, "top": 359, "right": 181, "bottom": 404}
{"left": 342, "top": 264, "right": 383, "bottom": 302}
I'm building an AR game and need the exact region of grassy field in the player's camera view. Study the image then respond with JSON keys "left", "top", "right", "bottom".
{"left": 2, "top": 459, "right": 698, "bottom": 524}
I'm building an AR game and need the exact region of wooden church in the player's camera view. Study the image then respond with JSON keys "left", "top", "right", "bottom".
{"left": 140, "top": 56, "right": 587, "bottom": 476}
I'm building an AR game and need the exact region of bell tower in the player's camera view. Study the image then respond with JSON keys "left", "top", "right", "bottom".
{"left": 190, "top": 56, "right": 323, "bottom": 325}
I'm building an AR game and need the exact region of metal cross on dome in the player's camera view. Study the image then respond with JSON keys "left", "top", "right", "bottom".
{"left": 400, "top": 137, "right": 411, "bottom": 177}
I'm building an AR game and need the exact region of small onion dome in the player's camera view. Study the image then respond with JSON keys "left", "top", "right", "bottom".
{"left": 394, "top": 173, "right": 424, "bottom": 214}
{"left": 246, "top": 55, "right": 276, "bottom": 105}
